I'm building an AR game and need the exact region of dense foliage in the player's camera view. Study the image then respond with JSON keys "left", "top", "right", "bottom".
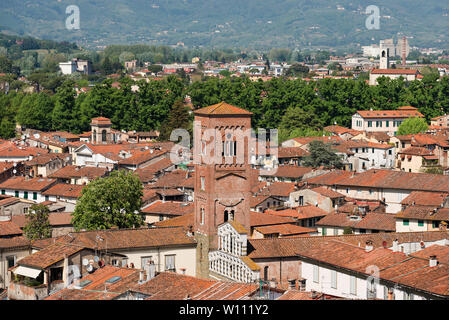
{"left": 23, "top": 204, "right": 52, "bottom": 240}
{"left": 71, "top": 170, "right": 144, "bottom": 231}
{"left": 3, "top": 74, "right": 449, "bottom": 139}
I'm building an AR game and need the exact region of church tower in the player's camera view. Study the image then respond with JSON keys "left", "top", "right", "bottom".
{"left": 379, "top": 47, "right": 390, "bottom": 69}
{"left": 193, "top": 102, "right": 254, "bottom": 279}
{"left": 91, "top": 117, "right": 112, "bottom": 145}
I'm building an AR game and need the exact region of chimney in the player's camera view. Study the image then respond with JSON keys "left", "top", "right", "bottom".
{"left": 430, "top": 255, "right": 438, "bottom": 267}
{"left": 365, "top": 240, "right": 374, "bottom": 252}
{"left": 139, "top": 269, "right": 145, "bottom": 282}
{"left": 146, "top": 262, "right": 156, "bottom": 280}
{"left": 392, "top": 239, "right": 399, "bottom": 252}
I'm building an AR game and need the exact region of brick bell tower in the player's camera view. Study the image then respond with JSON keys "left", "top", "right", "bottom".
{"left": 193, "top": 102, "right": 253, "bottom": 279}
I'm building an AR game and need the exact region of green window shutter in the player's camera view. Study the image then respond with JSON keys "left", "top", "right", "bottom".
{"left": 15, "top": 191, "right": 19, "bottom": 198}
{"left": 403, "top": 219, "right": 409, "bottom": 226}
{"left": 33, "top": 192, "right": 37, "bottom": 200}
{"left": 24, "top": 191, "right": 28, "bottom": 199}
{"left": 418, "top": 220, "right": 424, "bottom": 227}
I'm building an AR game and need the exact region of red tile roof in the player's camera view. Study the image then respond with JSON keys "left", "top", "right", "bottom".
{"left": 335, "top": 169, "right": 449, "bottom": 192}
{"left": 32, "top": 226, "right": 196, "bottom": 251}
{"left": 141, "top": 201, "right": 193, "bottom": 216}
{"left": 49, "top": 165, "right": 108, "bottom": 180}
{"left": 260, "top": 165, "right": 313, "bottom": 179}
{"left": 194, "top": 102, "right": 253, "bottom": 116}
{"left": 0, "top": 221, "right": 23, "bottom": 236}
{"left": 254, "top": 224, "right": 316, "bottom": 236}
{"left": 401, "top": 191, "right": 449, "bottom": 207}
{"left": 310, "top": 186, "right": 345, "bottom": 199}
{"left": 18, "top": 242, "right": 84, "bottom": 269}
{"left": 356, "top": 107, "right": 423, "bottom": 119}
{"left": 42, "top": 184, "right": 84, "bottom": 198}
{"left": 398, "top": 146, "right": 434, "bottom": 156}
{"left": 371, "top": 69, "right": 418, "bottom": 75}
{"left": 0, "top": 176, "right": 57, "bottom": 191}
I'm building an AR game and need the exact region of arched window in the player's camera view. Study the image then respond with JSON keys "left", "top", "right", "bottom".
{"left": 382, "top": 50, "right": 386, "bottom": 58}
{"left": 93, "top": 130, "right": 97, "bottom": 143}
{"left": 229, "top": 210, "right": 234, "bottom": 221}
{"left": 102, "top": 130, "right": 107, "bottom": 142}
{"left": 264, "top": 266, "right": 269, "bottom": 281}
{"left": 224, "top": 210, "right": 229, "bottom": 222}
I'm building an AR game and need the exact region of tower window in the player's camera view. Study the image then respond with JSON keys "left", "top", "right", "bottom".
{"left": 102, "top": 129, "right": 107, "bottom": 142}
{"left": 200, "top": 177, "right": 205, "bottom": 191}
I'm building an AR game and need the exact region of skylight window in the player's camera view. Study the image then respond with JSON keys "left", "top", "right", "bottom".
{"left": 105, "top": 276, "right": 122, "bottom": 284}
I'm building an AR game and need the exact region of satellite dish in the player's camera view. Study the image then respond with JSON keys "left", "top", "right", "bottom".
{"left": 13, "top": 169, "right": 16, "bottom": 174}
{"left": 33, "top": 133, "right": 40, "bottom": 139}
{"left": 86, "top": 264, "right": 94, "bottom": 273}
{"left": 82, "top": 258, "right": 89, "bottom": 266}
{"left": 94, "top": 256, "right": 100, "bottom": 263}
{"left": 187, "top": 196, "right": 193, "bottom": 201}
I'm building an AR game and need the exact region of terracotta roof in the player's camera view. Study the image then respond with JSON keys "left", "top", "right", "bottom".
{"left": 396, "top": 207, "right": 449, "bottom": 221}
{"left": 250, "top": 211, "right": 296, "bottom": 227}
{"left": 371, "top": 69, "right": 418, "bottom": 75}
{"left": 153, "top": 212, "right": 194, "bottom": 228}
{"left": 91, "top": 117, "right": 112, "bottom": 123}
{"left": 323, "top": 125, "right": 353, "bottom": 135}
{"left": 49, "top": 165, "right": 108, "bottom": 180}
{"left": 260, "top": 165, "right": 313, "bottom": 179}
{"left": 277, "top": 147, "right": 310, "bottom": 158}
{"left": 134, "top": 158, "right": 174, "bottom": 183}
{"left": 18, "top": 242, "right": 84, "bottom": 269}
{"left": 310, "top": 186, "right": 345, "bottom": 199}
{"left": 0, "top": 176, "right": 56, "bottom": 191}
{"left": 0, "top": 221, "right": 23, "bottom": 236}
{"left": 399, "top": 147, "right": 434, "bottom": 156}
{"left": 141, "top": 201, "right": 193, "bottom": 216}
{"left": 292, "top": 136, "right": 343, "bottom": 146}
{"left": 304, "top": 170, "right": 353, "bottom": 187}
{"left": 266, "top": 205, "right": 328, "bottom": 220}
{"left": 254, "top": 224, "right": 316, "bottom": 236}
{"left": 32, "top": 226, "right": 196, "bottom": 251}
{"left": 24, "top": 153, "right": 70, "bottom": 166}
{"left": 42, "top": 184, "right": 84, "bottom": 198}
{"left": 141, "top": 272, "right": 258, "bottom": 300}
{"left": 250, "top": 195, "right": 279, "bottom": 207}
{"left": 150, "top": 170, "right": 191, "bottom": 188}
{"left": 342, "top": 140, "right": 393, "bottom": 150}
{"left": 356, "top": 108, "right": 423, "bottom": 119}
{"left": 335, "top": 169, "right": 449, "bottom": 192}
{"left": 293, "top": 238, "right": 449, "bottom": 297}
{"left": 194, "top": 102, "right": 253, "bottom": 116}
{"left": 258, "top": 182, "right": 297, "bottom": 198}
{"left": 118, "top": 149, "right": 167, "bottom": 166}
{"left": 0, "top": 236, "right": 30, "bottom": 249}
{"left": 401, "top": 191, "right": 449, "bottom": 207}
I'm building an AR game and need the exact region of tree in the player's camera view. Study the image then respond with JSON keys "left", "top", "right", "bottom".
{"left": 397, "top": 117, "right": 429, "bottom": 135}
{"left": 0, "top": 56, "right": 13, "bottom": 73}
{"left": 23, "top": 204, "right": 52, "bottom": 240}
{"left": 148, "top": 64, "right": 163, "bottom": 74}
{"left": 52, "top": 80, "right": 77, "bottom": 132}
{"left": 159, "top": 99, "right": 191, "bottom": 141}
{"left": 302, "top": 140, "right": 345, "bottom": 169}
{"left": 17, "top": 93, "right": 54, "bottom": 130}
{"left": 71, "top": 170, "right": 144, "bottom": 231}
{"left": 279, "top": 106, "right": 322, "bottom": 136}
{"left": 285, "top": 63, "right": 309, "bottom": 77}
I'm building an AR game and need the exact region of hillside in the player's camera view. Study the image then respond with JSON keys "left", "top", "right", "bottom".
{"left": 1, "top": 0, "right": 449, "bottom": 49}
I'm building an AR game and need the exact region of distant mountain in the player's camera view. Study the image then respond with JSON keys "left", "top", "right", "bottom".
{"left": 2, "top": 0, "right": 449, "bottom": 50}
